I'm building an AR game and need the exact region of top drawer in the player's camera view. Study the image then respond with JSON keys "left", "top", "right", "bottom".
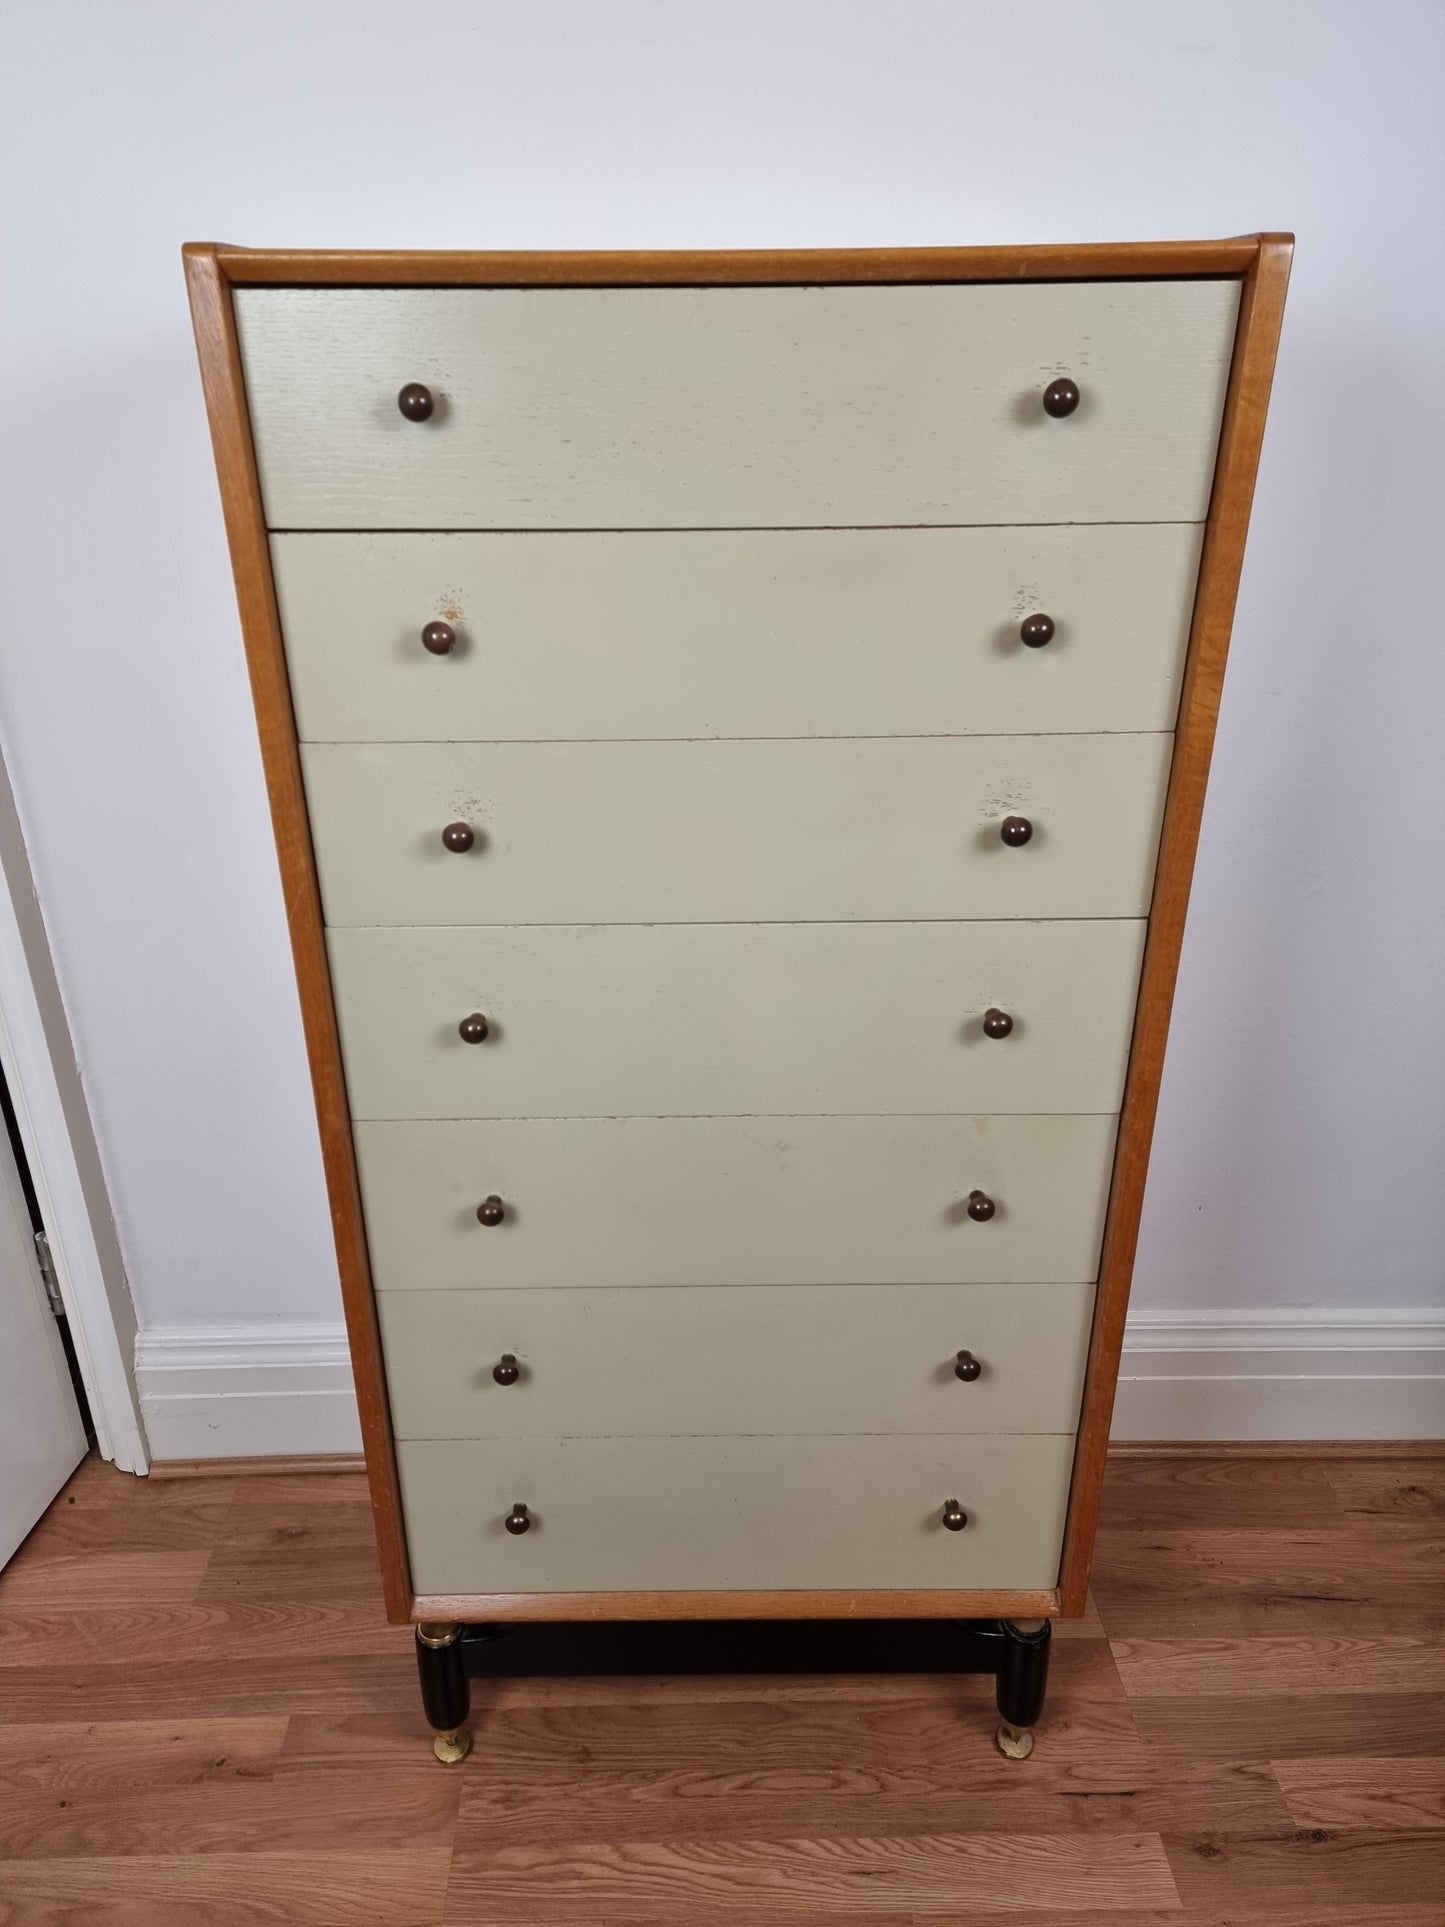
{"left": 235, "top": 281, "right": 1240, "bottom": 530}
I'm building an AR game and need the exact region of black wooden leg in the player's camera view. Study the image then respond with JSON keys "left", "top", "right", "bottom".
{"left": 416, "top": 1622, "right": 471, "bottom": 1764}
{"left": 994, "top": 1617, "right": 1051, "bottom": 1759}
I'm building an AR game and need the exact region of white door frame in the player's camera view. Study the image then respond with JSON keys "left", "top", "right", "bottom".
{"left": 0, "top": 757, "right": 148, "bottom": 1473}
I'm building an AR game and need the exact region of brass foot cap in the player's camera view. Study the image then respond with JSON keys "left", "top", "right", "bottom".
{"left": 433, "top": 1727, "right": 472, "bottom": 1765}
{"left": 996, "top": 1721, "right": 1034, "bottom": 1761}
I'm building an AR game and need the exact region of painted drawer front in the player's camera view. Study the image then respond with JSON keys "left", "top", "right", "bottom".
{"left": 302, "top": 734, "right": 1172, "bottom": 928}
{"left": 236, "top": 281, "right": 1238, "bottom": 529}
{"left": 355, "top": 1114, "right": 1118, "bottom": 1289}
{"left": 399, "top": 1432, "right": 1075, "bottom": 1593}
{"left": 379, "top": 1281, "right": 1095, "bottom": 1441}
{"left": 273, "top": 525, "right": 1202, "bottom": 744}
{"left": 330, "top": 920, "right": 1145, "bottom": 1120}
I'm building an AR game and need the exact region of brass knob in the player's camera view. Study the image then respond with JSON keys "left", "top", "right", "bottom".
{"left": 982, "top": 1008, "right": 1013, "bottom": 1039}
{"left": 942, "top": 1499, "right": 969, "bottom": 1531}
{"left": 477, "top": 1195, "right": 506, "bottom": 1227}
{"left": 966, "top": 1190, "right": 996, "bottom": 1222}
{"left": 504, "top": 1502, "right": 530, "bottom": 1535}
{"left": 492, "top": 1354, "right": 520, "bottom": 1386}
{"left": 1042, "top": 377, "right": 1080, "bottom": 418}
{"left": 1020, "top": 613, "right": 1055, "bottom": 648}
{"left": 954, "top": 1349, "right": 983, "bottom": 1381}
{"left": 458, "top": 1012, "right": 489, "bottom": 1044}
{"left": 442, "top": 822, "right": 475, "bottom": 853}
{"left": 422, "top": 620, "right": 456, "bottom": 655}
{"left": 398, "top": 382, "right": 435, "bottom": 421}
{"left": 1000, "top": 816, "right": 1033, "bottom": 847}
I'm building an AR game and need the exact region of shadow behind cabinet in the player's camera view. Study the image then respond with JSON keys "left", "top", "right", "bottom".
{"left": 186, "top": 238, "right": 1291, "bottom": 1761}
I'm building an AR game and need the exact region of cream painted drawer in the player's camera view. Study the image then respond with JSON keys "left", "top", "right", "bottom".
{"left": 379, "top": 1282, "right": 1095, "bottom": 1441}
{"left": 399, "top": 1433, "right": 1075, "bottom": 1593}
{"left": 303, "top": 735, "right": 1172, "bottom": 928}
{"left": 236, "top": 281, "right": 1238, "bottom": 529}
{"left": 273, "top": 525, "right": 1202, "bottom": 743}
{"left": 356, "top": 1115, "right": 1117, "bottom": 1289}
{"left": 330, "top": 921, "right": 1145, "bottom": 1120}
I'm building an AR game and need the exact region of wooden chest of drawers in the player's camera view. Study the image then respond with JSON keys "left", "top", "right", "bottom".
{"left": 187, "top": 237, "right": 1290, "bottom": 1756}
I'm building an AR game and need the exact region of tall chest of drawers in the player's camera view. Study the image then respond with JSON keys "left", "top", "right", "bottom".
{"left": 187, "top": 237, "right": 1290, "bottom": 1758}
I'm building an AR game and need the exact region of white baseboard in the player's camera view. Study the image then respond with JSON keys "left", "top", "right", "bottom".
{"left": 135, "top": 1323, "right": 363, "bottom": 1461}
{"left": 135, "top": 1307, "right": 1445, "bottom": 1461}
{"left": 1114, "top": 1308, "right": 1445, "bottom": 1440}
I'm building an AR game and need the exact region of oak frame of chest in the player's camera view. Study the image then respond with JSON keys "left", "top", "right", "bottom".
{"left": 185, "top": 235, "right": 1292, "bottom": 1629}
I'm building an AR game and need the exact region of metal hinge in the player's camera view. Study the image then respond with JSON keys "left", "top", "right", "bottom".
{"left": 34, "top": 1231, "right": 64, "bottom": 1316}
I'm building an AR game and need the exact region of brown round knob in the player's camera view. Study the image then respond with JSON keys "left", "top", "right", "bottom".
{"left": 442, "top": 822, "right": 474, "bottom": 853}
{"left": 458, "top": 1012, "right": 489, "bottom": 1044}
{"left": 397, "top": 382, "right": 435, "bottom": 422}
{"left": 1020, "top": 613, "right": 1055, "bottom": 648}
{"left": 982, "top": 1008, "right": 1014, "bottom": 1039}
{"left": 1000, "top": 816, "right": 1033, "bottom": 847}
{"left": 492, "top": 1354, "right": 520, "bottom": 1386}
{"left": 504, "top": 1502, "right": 530, "bottom": 1535}
{"left": 966, "top": 1190, "right": 996, "bottom": 1223}
{"left": 954, "top": 1349, "right": 983, "bottom": 1382}
{"left": 422, "top": 620, "right": 456, "bottom": 655}
{"left": 477, "top": 1195, "right": 506, "bottom": 1227}
{"left": 1042, "top": 377, "right": 1080, "bottom": 418}
{"left": 942, "top": 1499, "right": 969, "bottom": 1531}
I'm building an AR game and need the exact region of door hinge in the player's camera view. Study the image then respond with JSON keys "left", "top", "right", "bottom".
{"left": 34, "top": 1231, "right": 64, "bottom": 1316}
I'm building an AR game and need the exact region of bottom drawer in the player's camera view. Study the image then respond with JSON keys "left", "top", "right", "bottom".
{"left": 398, "top": 1433, "right": 1075, "bottom": 1594}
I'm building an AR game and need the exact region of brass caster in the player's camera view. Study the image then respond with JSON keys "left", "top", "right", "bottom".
{"left": 432, "top": 1727, "right": 472, "bottom": 1765}
{"left": 995, "top": 1720, "right": 1034, "bottom": 1761}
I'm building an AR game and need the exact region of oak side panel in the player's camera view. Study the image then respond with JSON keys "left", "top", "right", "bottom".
{"left": 212, "top": 238, "right": 1266, "bottom": 286}
{"left": 1057, "top": 236, "right": 1294, "bottom": 1613}
{"left": 182, "top": 246, "right": 412, "bottom": 1621}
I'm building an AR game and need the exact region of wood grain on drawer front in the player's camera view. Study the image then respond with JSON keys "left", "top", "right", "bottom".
{"left": 378, "top": 1281, "right": 1095, "bottom": 1440}
{"left": 273, "top": 525, "right": 1203, "bottom": 742}
{"left": 398, "top": 1433, "right": 1075, "bottom": 1593}
{"left": 235, "top": 281, "right": 1239, "bottom": 529}
{"left": 302, "top": 734, "right": 1173, "bottom": 927}
{"left": 329, "top": 920, "right": 1145, "bottom": 1120}
{"left": 355, "top": 1115, "right": 1118, "bottom": 1289}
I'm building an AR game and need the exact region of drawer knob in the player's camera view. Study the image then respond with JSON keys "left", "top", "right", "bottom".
{"left": 492, "top": 1353, "right": 520, "bottom": 1386}
{"left": 954, "top": 1349, "right": 983, "bottom": 1381}
{"left": 504, "top": 1502, "right": 531, "bottom": 1535}
{"left": 397, "top": 382, "right": 435, "bottom": 422}
{"left": 1020, "top": 613, "right": 1055, "bottom": 648}
{"left": 982, "top": 1008, "right": 1014, "bottom": 1039}
{"left": 966, "top": 1190, "right": 996, "bottom": 1222}
{"left": 942, "top": 1498, "right": 969, "bottom": 1531}
{"left": 421, "top": 620, "right": 456, "bottom": 655}
{"left": 1000, "top": 815, "right": 1033, "bottom": 847}
{"left": 458, "top": 1012, "right": 490, "bottom": 1044}
{"left": 477, "top": 1194, "right": 507, "bottom": 1227}
{"left": 1042, "top": 377, "right": 1080, "bottom": 419}
{"left": 442, "top": 822, "right": 475, "bottom": 853}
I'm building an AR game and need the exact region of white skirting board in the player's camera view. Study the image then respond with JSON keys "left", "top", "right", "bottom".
{"left": 135, "top": 1307, "right": 1445, "bottom": 1461}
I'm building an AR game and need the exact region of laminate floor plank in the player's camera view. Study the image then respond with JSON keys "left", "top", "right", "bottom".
{"left": 1090, "top": 1523, "right": 1445, "bottom": 1637}
{"left": 1273, "top": 1756, "right": 1445, "bottom": 1831}
{"left": 0, "top": 1717, "right": 288, "bottom": 1794}
{"left": 1112, "top": 1634, "right": 1445, "bottom": 1696}
{"left": 0, "top": 1848, "right": 450, "bottom": 1926}
{"left": 2, "top": 1450, "right": 1441, "bottom": 1925}
{"left": 1162, "top": 1823, "right": 1445, "bottom": 1913}
{"left": 1097, "top": 1455, "right": 1342, "bottom": 1530}
{"left": 443, "top": 1829, "right": 1181, "bottom": 1920}
{"left": 1323, "top": 1461, "right": 1445, "bottom": 1521}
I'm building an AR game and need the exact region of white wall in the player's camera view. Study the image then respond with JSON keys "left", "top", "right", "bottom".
{"left": 2, "top": 1, "right": 1442, "bottom": 1449}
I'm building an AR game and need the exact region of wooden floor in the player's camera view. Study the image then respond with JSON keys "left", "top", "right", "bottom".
{"left": 1, "top": 1453, "right": 1443, "bottom": 1924}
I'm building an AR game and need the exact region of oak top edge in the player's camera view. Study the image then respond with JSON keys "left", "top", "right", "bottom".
{"left": 185, "top": 237, "right": 1288, "bottom": 288}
